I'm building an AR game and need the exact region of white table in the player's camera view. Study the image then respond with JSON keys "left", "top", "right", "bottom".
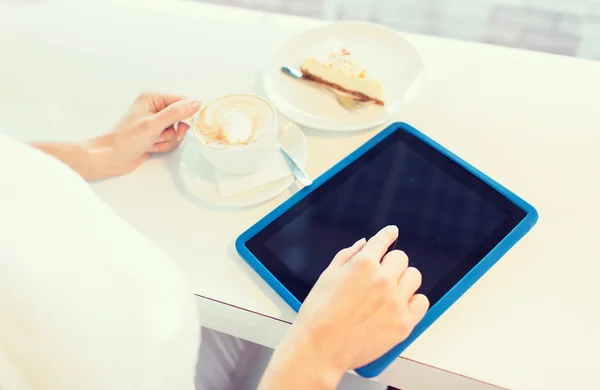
{"left": 1, "top": 1, "right": 599, "bottom": 389}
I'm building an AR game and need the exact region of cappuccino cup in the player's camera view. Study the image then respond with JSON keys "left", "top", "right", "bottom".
{"left": 191, "top": 94, "right": 278, "bottom": 175}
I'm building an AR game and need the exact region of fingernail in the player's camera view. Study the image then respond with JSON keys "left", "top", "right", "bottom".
{"left": 354, "top": 238, "right": 366, "bottom": 246}
{"left": 385, "top": 225, "right": 399, "bottom": 234}
{"left": 185, "top": 99, "right": 200, "bottom": 110}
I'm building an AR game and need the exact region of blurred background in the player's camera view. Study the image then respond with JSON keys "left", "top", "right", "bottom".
{"left": 197, "top": 0, "right": 600, "bottom": 60}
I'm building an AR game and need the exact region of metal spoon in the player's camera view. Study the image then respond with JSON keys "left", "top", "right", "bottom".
{"left": 278, "top": 145, "right": 312, "bottom": 187}
{"left": 281, "top": 66, "right": 370, "bottom": 111}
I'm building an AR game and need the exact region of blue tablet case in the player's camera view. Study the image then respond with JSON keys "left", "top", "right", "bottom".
{"left": 236, "top": 122, "right": 538, "bottom": 378}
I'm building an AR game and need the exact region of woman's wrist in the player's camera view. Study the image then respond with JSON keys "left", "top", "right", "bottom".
{"left": 84, "top": 133, "right": 117, "bottom": 180}
{"left": 259, "top": 325, "right": 346, "bottom": 390}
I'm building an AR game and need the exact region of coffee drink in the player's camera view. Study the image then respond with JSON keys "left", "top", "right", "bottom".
{"left": 195, "top": 94, "right": 275, "bottom": 149}
{"left": 191, "top": 94, "right": 279, "bottom": 176}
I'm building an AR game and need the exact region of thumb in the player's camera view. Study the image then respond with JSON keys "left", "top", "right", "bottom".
{"left": 150, "top": 99, "right": 201, "bottom": 130}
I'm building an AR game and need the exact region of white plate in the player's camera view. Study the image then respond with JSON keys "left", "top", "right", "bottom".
{"left": 178, "top": 116, "right": 308, "bottom": 208}
{"left": 264, "top": 21, "right": 425, "bottom": 132}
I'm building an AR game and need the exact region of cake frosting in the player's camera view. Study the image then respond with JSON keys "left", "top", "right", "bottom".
{"left": 300, "top": 39, "right": 384, "bottom": 105}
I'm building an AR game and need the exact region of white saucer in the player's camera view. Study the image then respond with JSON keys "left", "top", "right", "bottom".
{"left": 264, "top": 21, "right": 425, "bottom": 132}
{"left": 178, "top": 116, "right": 308, "bottom": 208}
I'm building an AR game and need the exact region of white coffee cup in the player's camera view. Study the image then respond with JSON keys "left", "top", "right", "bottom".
{"left": 190, "top": 93, "right": 278, "bottom": 176}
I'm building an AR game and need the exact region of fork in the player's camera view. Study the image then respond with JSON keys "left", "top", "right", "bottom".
{"left": 281, "top": 66, "right": 370, "bottom": 111}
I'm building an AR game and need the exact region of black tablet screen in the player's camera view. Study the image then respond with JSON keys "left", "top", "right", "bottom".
{"left": 246, "top": 129, "right": 526, "bottom": 305}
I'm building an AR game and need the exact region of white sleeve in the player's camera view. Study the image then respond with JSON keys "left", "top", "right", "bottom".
{"left": 0, "top": 134, "right": 200, "bottom": 390}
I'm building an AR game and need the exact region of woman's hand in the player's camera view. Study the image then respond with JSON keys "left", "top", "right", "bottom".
{"left": 259, "top": 226, "right": 429, "bottom": 390}
{"left": 91, "top": 93, "right": 201, "bottom": 178}
{"left": 32, "top": 93, "right": 201, "bottom": 181}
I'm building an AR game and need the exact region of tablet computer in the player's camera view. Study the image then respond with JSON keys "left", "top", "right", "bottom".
{"left": 236, "top": 122, "right": 538, "bottom": 378}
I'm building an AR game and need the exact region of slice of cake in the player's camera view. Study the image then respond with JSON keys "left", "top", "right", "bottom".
{"left": 300, "top": 39, "right": 384, "bottom": 105}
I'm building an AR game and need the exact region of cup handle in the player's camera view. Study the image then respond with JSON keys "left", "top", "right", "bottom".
{"left": 175, "top": 116, "right": 193, "bottom": 132}
{"left": 175, "top": 115, "right": 198, "bottom": 143}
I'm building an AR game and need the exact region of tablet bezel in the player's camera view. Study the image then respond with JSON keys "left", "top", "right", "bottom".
{"left": 236, "top": 122, "right": 538, "bottom": 377}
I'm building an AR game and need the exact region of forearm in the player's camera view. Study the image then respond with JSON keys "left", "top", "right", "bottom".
{"left": 258, "top": 327, "right": 344, "bottom": 390}
{"left": 31, "top": 135, "right": 112, "bottom": 181}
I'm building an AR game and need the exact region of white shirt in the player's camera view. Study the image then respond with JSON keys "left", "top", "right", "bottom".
{"left": 0, "top": 134, "right": 200, "bottom": 390}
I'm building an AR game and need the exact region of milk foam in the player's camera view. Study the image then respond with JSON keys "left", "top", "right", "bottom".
{"left": 195, "top": 95, "right": 274, "bottom": 148}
